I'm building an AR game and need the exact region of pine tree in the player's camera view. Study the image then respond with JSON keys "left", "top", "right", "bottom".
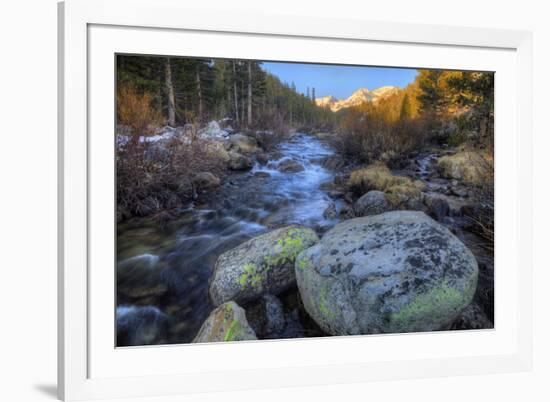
{"left": 417, "top": 70, "right": 448, "bottom": 115}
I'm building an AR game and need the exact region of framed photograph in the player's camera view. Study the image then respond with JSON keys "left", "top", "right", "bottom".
{"left": 58, "top": 0, "right": 533, "bottom": 400}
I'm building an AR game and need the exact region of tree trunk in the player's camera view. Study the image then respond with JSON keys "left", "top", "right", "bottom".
{"left": 247, "top": 61, "right": 252, "bottom": 127}
{"left": 196, "top": 69, "right": 203, "bottom": 122}
{"left": 164, "top": 58, "right": 176, "bottom": 127}
{"left": 232, "top": 61, "right": 239, "bottom": 123}
{"left": 241, "top": 80, "right": 245, "bottom": 125}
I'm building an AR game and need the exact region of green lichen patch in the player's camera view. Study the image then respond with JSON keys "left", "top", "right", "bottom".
{"left": 319, "top": 287, "right": 335, "bottom": 319}
{"left": 238, "top": 262, "right": 265, "bottom": 291}
{"left": 390, "top": 283, "right": 471, "bottom": 332}
{"left": 264, "top": 228, "right": 317, "bottom": 268}
{"left": 224, "top": 319, "right": 242, "bottom": 341}
{"left": 297, "top": 255, "right": 309, "bottom": 270}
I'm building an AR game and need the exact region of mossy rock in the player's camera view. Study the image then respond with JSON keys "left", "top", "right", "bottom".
{"left": 209, "top": 226, "right": 319, "bottom": 306}
{"left": 192, "top": 301, "right": 257, "bottom": 343}
{"left": 295, "top": 211, "right": 478, "bottom": 335}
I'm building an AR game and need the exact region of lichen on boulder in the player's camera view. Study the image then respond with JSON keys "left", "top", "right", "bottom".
{"left": 192, "top": 301, "right": 257, "bottom": 343}
{"left": 209, "top": 226, "right": 319, "bottom": 306}
{"left": 295, "top": 211, "right": 478, "bottom": 335}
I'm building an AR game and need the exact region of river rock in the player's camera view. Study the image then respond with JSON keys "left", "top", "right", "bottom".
{"left": 423, "top": 193, "right": 450, "bottom": 221}
{"left": 193, "top": 301, "right": 257, "bottom": 343}
{"left": 228, "top": 151, "right": 253, "bottom": 170}
{"left": 228, "top": 133, "right": 261, "bottom": 154}
{"left": 354, "top": 190, "right": 391, "bottom": 216}
{"left": 117, "top": 254, "right": 167, "bottom": 299}
{"left": 254, "top": 171, "right": 271, "bottom": 178}
{"left": 295, "top": 211, "right": 478, "bottom": 335}
{"left": 278, "top": 159, "right": 305, "bottom": 173}
{"left": 116, "top": 305, "right": 169, "bottom": 346}
{"left": 339, "top": 204, "right": 355, "bottom": 219}
{"left": 209, "top": 226, "right": 320, "bottom": 306}
{"left": 192, "top": 172, "right": 221, "bottom": 189}
{"left": 348, "top": 163, "right": 423, "bottom": 210}
{"left": 256, "top": 153, "right": 269, "bottom": 165}
{"left": 246, "top": 294, "right": 287, "bottom": 339}
{"left": 323, "top": 202, "right": 338, "bottom": 219}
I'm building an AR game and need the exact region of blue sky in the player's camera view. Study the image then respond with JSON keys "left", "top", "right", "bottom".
{"left": 262, "top": 62, "right": 418, "bottom": 100}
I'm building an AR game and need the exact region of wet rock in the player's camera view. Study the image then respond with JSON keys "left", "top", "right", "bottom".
{"left": 192, "top": 172, "right": 221, "bottom": 190}
{"left": 193, "top": 301, "right": 257, "bottom": 343}
{"left": 323, "top": 202, "right": 338, "bottom": 219}
{"left": 450, "top": 186, "right": 469, "bottom": 198}
{"left": 209, "top": 226, "right": 319, "bottom": 306}
{"left": 117, "top": 254, "right": 167, "bottom": 299}
{"left": 269, "top": 151, "right": 284, "bottom": 161}
{"left": 228, "top": 151, "right": 253, "bottom": 170}
{"left": 328, "top": 190, "right": 344, "bottom": 199}
{"left": 339, "top": 204, "right": 355, "bottom": 220}
{"left": 354, "top": 190, "right": 391, "bottom": 217}
{"left": 320, "top": 155, "right": 345, "bottom": 170}
{"left": 256, "top": 153, "right": 269, "bottom": 165}
{"left": 254, "top": 171, "right": 271, "bottom": 178}
{"left": 116, "top": 305, "right": 169, "bottom": 346}
{"left": 423, "top": 193, "right": 450, "bottom": 221}
{"left": 246, "top": 294, "right": 287, "bottom": 339}
{"left": 295, "top": 211, "right": 478, "bottom": 335}
{"left": 278, "top": 159, "right": 305, "bottom": 173}
{"left": 449, "top": 303, "right": 493, "bottom": 330}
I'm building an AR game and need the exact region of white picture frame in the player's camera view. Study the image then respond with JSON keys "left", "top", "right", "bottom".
{"left": 58, "top": 0, "right": 533, "bottom": 400}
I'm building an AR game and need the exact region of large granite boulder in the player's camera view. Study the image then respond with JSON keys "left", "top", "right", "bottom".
{"left": 209, "top": 226, "right": 319, "bottom": 306}
{"left": 295, "top": 211, "right": 478, "bottom": 335}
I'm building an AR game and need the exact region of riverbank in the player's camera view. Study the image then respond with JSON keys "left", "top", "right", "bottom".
{"left": 116, "top": 130, "right": 493, "bottom": 345}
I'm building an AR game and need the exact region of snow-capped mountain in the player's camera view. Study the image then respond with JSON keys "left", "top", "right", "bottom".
{"left": 315, "top": 86, "right": 399, "bottom": 112}
{"left": 315, "top": 95, "right": 338, "bottom": 109}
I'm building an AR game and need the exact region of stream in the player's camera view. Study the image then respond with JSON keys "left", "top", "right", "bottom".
{"left": 117, "top": 134, "right": 342, "bottom": 345}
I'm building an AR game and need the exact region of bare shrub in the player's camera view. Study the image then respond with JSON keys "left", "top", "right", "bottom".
{"left": 251, "top": 110, "right": 289, "bottom": 151}
{"left": 117, "top": 137, "right": 227, "bottom": 220}
{"left": 463, "top": 149, "right": 494, "bottom": 251}
{"left": 332, "top": 110, "right": 433, "bottom": 164}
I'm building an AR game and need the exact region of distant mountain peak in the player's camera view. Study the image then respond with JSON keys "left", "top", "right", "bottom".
{"left": 315, "top": 86, "right": 399, "bottom": 112}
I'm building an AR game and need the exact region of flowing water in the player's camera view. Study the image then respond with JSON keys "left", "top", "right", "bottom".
{"left": 116, "top": 134, "right": 340, "bottom": 345}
